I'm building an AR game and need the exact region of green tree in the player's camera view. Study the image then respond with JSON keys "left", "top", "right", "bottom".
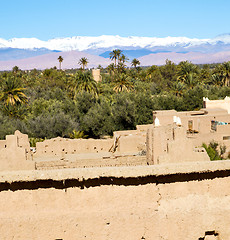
{"left": 183, "top": 72, "right": 199, "bottom": 89}
{"left": 145, "top": 65, "right": 163, "bottom": 84}
{"left": 26, "top": 112, "right": 77, "bottom": 139}
{"left": 159, "top": 59, "right": 177, "bottom": 89}
{"left": 133, "top": 92, "right": 158, "bottom": 125}
{"left": 177, "top": 61, "right": 198, "bottom": 81}
{"left": 57, "top": 56, "right": 64, "bottom": 70}
{"left": 69, "top": 129, "right": 88, "bottom": 139}
{"left": 78, "top": 57, "right": 89, "bottom": 70}
{"left": 119, "top": 54, "right": 129, "bottom": 63}
{"left": 81, "top": 100, "right": 114, "bottom": 138}
{"left": 172, "top": 81, "right": 185, "bottom": 96}
{"left": 12, "top": 66, "right": 20, "bottom": 74}
{"left": 0, "top": 76, "right": 28, "bottom": 118}
{"left": 109, "top": 49, "right": 122, "bottom": 67}
{"left": 131, "top": 58, "right": 140, "bottom": 69}
{"left": 113, "top": 74, "right": 134, "bottom": 93}
{"left": 117, "top": 62, "right": 126, "bottom": 73}
{"left": 111, "top": 93, "right": 136, "bottom": 130}
{"left": 181, "top": 85, "right": 206, "bottom": 111}
{"left": 221, "top": 62, "right": 230, "bottom": 86}
{"left": 0, "top": 76, "right": 28, "bottom": 106}
{"left": 198, "top": 64, "right": 211, "bottom": 85}
{"left": 211, "top": 73, "right": 223, "bottom": 86}
{"left": 107, "top": 63, "right": 115, "bottom": 76}
{"left": 71, "top": 71, "right": 98, "bottom": 97}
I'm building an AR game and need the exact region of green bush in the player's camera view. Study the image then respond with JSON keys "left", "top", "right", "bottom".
{"left": 202, "top": 141, "right": 226, "bottom": 161}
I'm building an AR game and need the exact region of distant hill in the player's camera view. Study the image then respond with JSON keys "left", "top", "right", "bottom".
{"left": 0, "top": 50, "right": 110, "bottom": 71}
{"left": 0, "top": 48, "right": 60, "bottom": 61}
{"left": 1, "top": 49, "right": 230, "bottom": 71}
{"left": 138, "top": 51, "right": 230, "bottom": 66}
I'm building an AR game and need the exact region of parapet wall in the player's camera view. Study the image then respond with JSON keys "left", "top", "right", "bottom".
{"left": 204, "top": 96, "right": 230, "bottom": 113}
{"left": 0, "top": 161, "right": 230, "bottom": 239}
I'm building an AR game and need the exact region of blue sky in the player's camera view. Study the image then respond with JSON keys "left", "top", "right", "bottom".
{"left": 1, "top": 0, "right": 230, "bottom": 40}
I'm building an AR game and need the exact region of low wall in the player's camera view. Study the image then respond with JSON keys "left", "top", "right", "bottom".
{"left": 35, "top": 155, "right": 147, "bottom": 169}
{"left": 1, "top": 161, "right": 230, "bottom": 239}
{"left": 35, "top": 137, "right": 114, "bottom": 158}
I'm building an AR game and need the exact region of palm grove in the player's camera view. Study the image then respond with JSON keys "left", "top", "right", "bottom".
{"left": 1, "top": 50, "right": 230, "bottom": 143}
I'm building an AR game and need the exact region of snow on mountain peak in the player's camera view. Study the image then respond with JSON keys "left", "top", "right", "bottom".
{"left": 0, "top": 35, "right": 229, "bottom": 52}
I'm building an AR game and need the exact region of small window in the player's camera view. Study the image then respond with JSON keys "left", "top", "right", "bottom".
{"left": 188, "top": 120, "right": 193, "bottom": 132}
{"left": 211, "top": 120, "right": 217, "bottom": 131}
{"left": 223, "top": 136, "right": 230, "bottom": 140}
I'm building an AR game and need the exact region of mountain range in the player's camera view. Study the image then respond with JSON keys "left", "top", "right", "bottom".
{"left": 1, "top": 34, "right": 230, "bottom": 70}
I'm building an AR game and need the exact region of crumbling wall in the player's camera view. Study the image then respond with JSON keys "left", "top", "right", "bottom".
{"left": 35, "top": 137, "right": 114, "bottom": 158}
{"left": 34, "top": 128, "right": 148, "bottom": 168}
{"left": 0, "top": 127, "right": 149, "bottom": 171}
{"left": 114, "top": 131, "right": 146, "bottom": 154}
{"left": 0, "top": 161, "right": 230, "bottom": 239}
{"left": 0, "top": 130, "right": 34, "bottom": 171}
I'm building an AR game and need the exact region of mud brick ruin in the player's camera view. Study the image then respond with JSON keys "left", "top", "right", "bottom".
{"left": 1, "top": 97, "right": 230, "bottom": 239}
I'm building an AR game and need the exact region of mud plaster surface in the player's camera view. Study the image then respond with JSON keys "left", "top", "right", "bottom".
{"left": 0, "top": 161, "right": 230, "bottom": 239}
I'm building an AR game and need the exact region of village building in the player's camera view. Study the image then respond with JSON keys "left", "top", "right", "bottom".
{"left": 1, "top": 97, "right": 230, "bottom": 239}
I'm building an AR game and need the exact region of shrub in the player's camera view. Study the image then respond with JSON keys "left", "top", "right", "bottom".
{"left": 202, "top": 141, "right": 226, "bottom": 161}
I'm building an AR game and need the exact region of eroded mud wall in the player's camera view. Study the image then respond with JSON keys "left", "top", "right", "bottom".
{"left": 0, "top": 165, "right": 229, "bottom": 239}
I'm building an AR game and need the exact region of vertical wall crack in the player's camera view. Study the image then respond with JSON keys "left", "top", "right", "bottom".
{"left": 156, "top": 182, "right": 162, "bottom": 207}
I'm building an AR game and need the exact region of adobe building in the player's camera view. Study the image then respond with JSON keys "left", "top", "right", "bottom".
{"left": 92, "top": 69, "right": 102, "bottom": 82}
{"left": 1, "top": 98, "right": 230, "bottom": 239}
{"left": 1, "top": 97, "right": 230, "bottom": 170}
{"left": 146, "top": 97, "right": 230, "bottom": 165}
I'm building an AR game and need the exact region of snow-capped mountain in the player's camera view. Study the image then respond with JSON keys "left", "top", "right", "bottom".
{"left": 1, "top": 34, "right": 230, "bottom": 70}
{"left": 1, "top": 34, "right": 230, "bottom": 52}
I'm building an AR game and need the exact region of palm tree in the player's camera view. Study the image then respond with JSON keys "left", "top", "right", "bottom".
{"left": 107, "top": 63, "right": 115, "bottom": 76}
{"left": 113, "top": 73, "right": 134, "bottom": 93}
{"left": 183, "top": 72, "right": 198, "bottom": 89}
{"left": 70, "top": 71, "right": 98, "bottom": 98}
{"left": 211, "top": 73, "right": 223, "bottom": 86}
{"left": 109, "top": 49, "right": 122, "bottom": 67}
{"left": 57, "top": 56, "right": 63, "bottom": 70}
{"left": 12, "top": 66, "right": 20, "bottom": 74}
{"left": 131, "top": 58, "right": 140, "bottom": 69}
{"left": 0, "top": 76, "right": 28, "bottom": 118}
{"left": 117, "top": 62, "right": 127, "bottom": 73}
{"left": 146, "top": 65, "right": 158, "bottom": 80}
{"left": 78, "top": 57, "right": 89, "bottom": 70}
{"left": 119, "top": 54, "right": 129, "bottom": 63}
{"left": 172, "top": 81, "right": 185, "bottom": 96}
{"left": 221, "top": 62, "right": 230, "bottom": 86}
{"left": 0, "top": 76, "right": 28, "bottom": 106}
{"left": 177, "top": 61, "right": 198, "bottom": 83}
{"left": 69, "top": 129, "right": 88, "bottom": 139}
